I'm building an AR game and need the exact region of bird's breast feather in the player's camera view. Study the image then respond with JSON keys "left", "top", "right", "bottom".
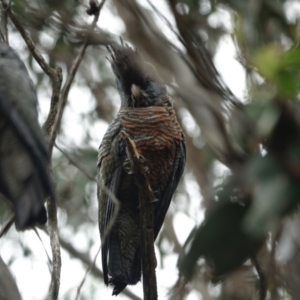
{"left": 119, "top": 106, "right": 183, "bottom": 152}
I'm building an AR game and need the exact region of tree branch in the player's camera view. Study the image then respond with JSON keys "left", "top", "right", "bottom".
{"left": 54, "top": 143, "right": 96, "bottom": 182}
{"left": 0, "top": 0, "right": 63, "bottom": 143}
{"left": 49, "top": 0, "right": 107, "bottom": 152}
{"left": 124, "top": 135, "right": 158, "bottom": 300}
{"left": 252, "top": 256, "right": 267, "bottom": 300}
{"left": 74, "top": 246, "right": 101, "bottom": 300}
{"left": 0, "top": 2, "right": 62, "bottom": 299}
{"left": 0, "top": 0, "right": 61, "bottom": 79}
{"left": 0, "top": 1, "right": 106, "bottom": 299}
{"left": 46, "top": 196, "right": 60, "bottom": 300}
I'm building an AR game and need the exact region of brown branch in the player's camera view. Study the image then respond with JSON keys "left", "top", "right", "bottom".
{"left": 0, "top": 10, "right": 62, "bottom": 297}
{"left": 0, "top": 4, "right": 62, "bottom": 298}
{"left": 0, "top": 1, "right": 60, "bottom": 78}
{"left": 0, "top": 27, "right": 6, "bottom": 43}
{"left": 124, "top": 135, "right": 158, "bottom": 300}
{"left": 268, "top": 228, "right": 282, "bottom": 300}
{"left": 0, "top": 1, "right": 113, "bottom": 299}
{"left": 46, "top": 195, "right": 60, "bottom": 300}
{"left": 0, "top": 1, "right": 104, "bottom": 299}
{"left": 168, "top": 0, "right": 237, "bottom": 104}
{"left": 252, "top": 256, "right": 267, "bottom": 300}
{"left": 0, "top": 0, "right": 10, "bottom": 44}
{"left": 0, "top": 0, "right": 63, "bottom": 142}
{"left": 49, "top": 0, "right": 107, "bottom": 152}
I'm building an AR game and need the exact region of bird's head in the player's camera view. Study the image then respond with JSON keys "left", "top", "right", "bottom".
{"left": 107, "top": 43, "right": 171, "bottom": 108}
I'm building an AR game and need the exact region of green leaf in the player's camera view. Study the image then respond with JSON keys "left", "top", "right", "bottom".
{"left": 245, "top": 155, "right": 300, "bottom": 236}
{"left": 282, "top": 48, "right": 300, "bottom": 68}
{"left": 276, "top": 70, "right": 299, "bottom": 98}
{"left": 179, "top": 202, "right": 263, "bottom": 281}
{"left": 253, "top": 44, "right": 283, "bottom": 80}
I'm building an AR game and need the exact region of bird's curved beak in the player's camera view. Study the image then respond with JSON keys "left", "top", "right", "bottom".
{"left": 131, "top": 84, "right": 147, "bottom": 103}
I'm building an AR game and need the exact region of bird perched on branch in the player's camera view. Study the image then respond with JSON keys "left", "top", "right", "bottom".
{"left": 97, "top": 43, "right": 186, "bottom": 295}
{"left": 0, "top": 42, "right": 54, "bottom": 232}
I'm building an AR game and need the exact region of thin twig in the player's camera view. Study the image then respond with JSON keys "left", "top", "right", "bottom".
{"left": 268, "top": 228, "right": 282, "bottom": 299}
{"left": 0, "top": 27, "right": 6, "bottom": 43}
{"left": 54, "top": 142, "right": 120, "bottom": 239}
{"left": 54, "top": 143, "right": 96, "bottom": 182}
{"left": 55, "top": 138, "right": 121, "bottom": 300}
{"left": 54, "top": 142, "right": 120, "bottom": 245}
{"left": 74, "top": 246, "right": 101, "bottom": 300}
{"left": 33, "top": 227, "right": 53, "bottom": 271}
{"left": 0, "top": 0, "right": 63, "bottom": 150}
{"left": 81, "top": 192, "right": 119, "bottom": 293}
{"left": 49, "top": 0, "right": 107, "bottom": 152}
{"left": 0, "top": 0, "right": 60, "bottom": 78}
{"left": 252, "top": 256, "right": 267, "bottom": 300}
{"left": 41, "top": 228, "right": 142, "bottom": 300}
{"left": 0, "top": 215, "right": 14, "bottom": 238}
{"left": 55, "top": 142, "right": 121, "bottom": 241}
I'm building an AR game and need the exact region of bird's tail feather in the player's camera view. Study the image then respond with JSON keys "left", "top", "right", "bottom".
{"left": 107, "top": 233, "right": 141, "bottom": 295}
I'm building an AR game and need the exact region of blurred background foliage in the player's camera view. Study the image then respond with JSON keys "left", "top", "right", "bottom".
{"left": 1, "top": 0, "right": 300, "bottom": 299}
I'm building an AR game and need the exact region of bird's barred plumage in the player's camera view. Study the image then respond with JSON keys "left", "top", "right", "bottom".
{"left": 97, "top": 43, "right": 186, "bottom": 295}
